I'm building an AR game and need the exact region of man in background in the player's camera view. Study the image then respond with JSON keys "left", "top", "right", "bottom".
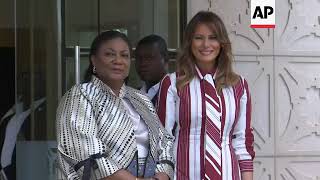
{"left": 135, "top": 35, "right": 169, "bottom": 106}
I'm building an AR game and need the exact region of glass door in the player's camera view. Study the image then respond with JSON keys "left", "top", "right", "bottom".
{"left": 6, "top": 0, "right": 181, "bottom": 179}
{"left": 13, "top": 0, "right": 60, "bottom": 179}
{"left": 63, "top": 0, "right": 181, "bottom": 90}
{"left": 62, "top": 0, "right": 98, "bottom": 91}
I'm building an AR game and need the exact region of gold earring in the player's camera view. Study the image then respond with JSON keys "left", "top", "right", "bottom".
{"left": 93, "top": 66, "right": 96, "bottom": 73}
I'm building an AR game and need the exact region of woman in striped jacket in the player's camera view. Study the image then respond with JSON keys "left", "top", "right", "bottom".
{"left": 157, "top": 11, "right": 255, "bottom": 180}
{"left": 56, "top": 31, "right": 174, "bottom": 180}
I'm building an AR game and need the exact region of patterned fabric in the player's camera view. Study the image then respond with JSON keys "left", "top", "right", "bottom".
{"left": 56, "top": 76, "right": 174, "bottom": 180}
{"left": 203, "top": 74, "right": 222, "bottom": 179}
{"left": 122, "top": 98, "right": 149, "bottom": 158}
{"left": 157, "top": 66, "right": 255, "bottom": 180}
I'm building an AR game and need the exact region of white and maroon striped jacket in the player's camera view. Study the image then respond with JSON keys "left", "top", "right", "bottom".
{"left": 157, "top": 66, "right": 255, "bottom": 180}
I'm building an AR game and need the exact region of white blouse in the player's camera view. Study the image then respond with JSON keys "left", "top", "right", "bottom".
{"left": 122, "top": 98, "right": 149, "bottom": 158}
{"left": 140, "top": 82, "right": 160, "bottom": 100}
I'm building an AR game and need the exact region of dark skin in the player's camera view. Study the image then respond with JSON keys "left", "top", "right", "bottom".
{"left": 92, "top": 38, "right": 169, "bottom": 180}
{"left": 135, "top": 43, "right": 167, "bottom": 91}
{"left": 91, "top": 37, "right": 130, "bottom": 97}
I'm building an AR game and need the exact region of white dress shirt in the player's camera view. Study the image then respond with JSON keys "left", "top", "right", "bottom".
{"left": 140, "top": 82, "right": 160, "bottom": 100}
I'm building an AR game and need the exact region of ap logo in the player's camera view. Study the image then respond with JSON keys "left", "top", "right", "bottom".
{"left": 251, "top": 0, "right": 275, "bottom": 28}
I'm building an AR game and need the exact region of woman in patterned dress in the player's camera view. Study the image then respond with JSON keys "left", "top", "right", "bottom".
{"left": 56, "top": 30, "right": 174, "bottom": 180}
{"left": 157, "top": 11, "right": 255, "bottom": 180}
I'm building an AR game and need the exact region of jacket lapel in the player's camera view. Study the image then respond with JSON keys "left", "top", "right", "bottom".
{"left": 125, "top": 89, "right": 160, "bottom": 160}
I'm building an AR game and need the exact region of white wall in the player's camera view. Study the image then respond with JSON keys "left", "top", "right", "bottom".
{"left": 188, "top": 0, "right": 320, "bottom": 179}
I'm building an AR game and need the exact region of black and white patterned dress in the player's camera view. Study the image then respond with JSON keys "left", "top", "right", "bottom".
{"left": 56, "top": 76, "right": 174, "bottom": 180}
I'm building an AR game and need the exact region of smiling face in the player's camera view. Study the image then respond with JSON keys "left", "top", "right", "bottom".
{"left": 91, "top": 37, "right": 131, "bottom": 85}
{"left": 191, "top": 23, "right": 221, "bottom": 72}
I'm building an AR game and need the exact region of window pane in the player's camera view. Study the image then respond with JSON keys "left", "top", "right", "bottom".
{"left": 64, "top": 0, "right": 98, "bottom": 47}
{"left": 99, "top": 0, "right": 180, "bottom": 88}
{"left": 100, "top": 0, "right": 180, "bottom": 49}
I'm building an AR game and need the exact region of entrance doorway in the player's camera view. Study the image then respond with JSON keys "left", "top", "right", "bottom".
{"left": 0, "top": 0, "right": 182, "bottom": 179}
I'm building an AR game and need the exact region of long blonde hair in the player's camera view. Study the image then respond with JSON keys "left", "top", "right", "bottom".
{"left": 176, "top": 11, "right": 239, "bottom": 94}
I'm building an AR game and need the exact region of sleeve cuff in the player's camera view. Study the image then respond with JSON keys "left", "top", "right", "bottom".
{"left": 93, "top": 157, "right": 121, "bottom": 178}
{"left": 156, "top": 163, "right": 174, "bottom": 180}
{"left": 239, "top": 159, "right": 253, "bottom": 172}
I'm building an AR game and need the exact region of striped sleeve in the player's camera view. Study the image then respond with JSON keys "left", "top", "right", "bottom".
{"left": 157, "top": 73, "right": 178, "bottom": 137}
{"left": 56, "top": 86, "right": 120, "bottom": 179}
{"left": 232, "top": 78, "right": 255, "bottom": 172}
